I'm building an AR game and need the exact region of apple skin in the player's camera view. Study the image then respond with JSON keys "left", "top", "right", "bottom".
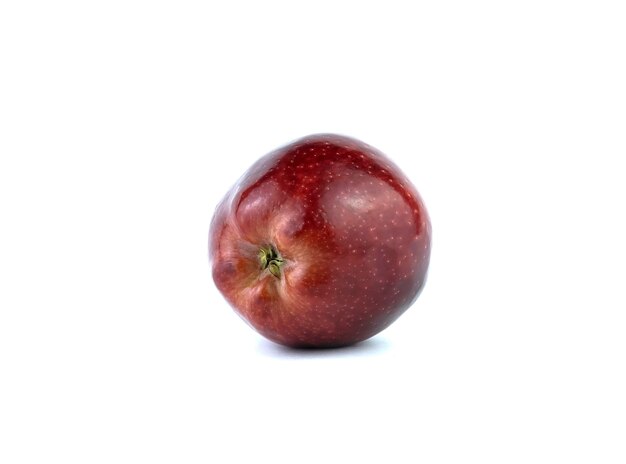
{"left": 209, "top": 134, "right": 431, "bottom": 348}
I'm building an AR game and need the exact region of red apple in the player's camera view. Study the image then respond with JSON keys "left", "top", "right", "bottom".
{"left": 209, "top": 134, "right": 431, "bottom": 348}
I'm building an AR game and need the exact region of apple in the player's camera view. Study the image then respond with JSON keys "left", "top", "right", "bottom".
{"left": 209, "top": 134, "right": 431, "bottom": 348}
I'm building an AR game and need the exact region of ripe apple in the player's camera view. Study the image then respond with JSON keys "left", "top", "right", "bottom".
{"left": 209, "top": 134, "right": 431, "bottom": 348}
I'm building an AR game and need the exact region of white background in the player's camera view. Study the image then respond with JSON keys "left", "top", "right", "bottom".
{"left": 1, "top": 1, "right": 625, "bottom": 462}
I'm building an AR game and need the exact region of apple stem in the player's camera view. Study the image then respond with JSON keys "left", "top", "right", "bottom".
{"left": 258, "top": 245, "right": 284, "bottom": 278}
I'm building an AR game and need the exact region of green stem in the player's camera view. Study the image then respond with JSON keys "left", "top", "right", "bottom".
{"left": 258, "top": 245, "right": 284, "bottom": 278}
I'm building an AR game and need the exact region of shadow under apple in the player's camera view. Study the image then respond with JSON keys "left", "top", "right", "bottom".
{"left": 256, "top": 336, "right": 391, "bottom": 359}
